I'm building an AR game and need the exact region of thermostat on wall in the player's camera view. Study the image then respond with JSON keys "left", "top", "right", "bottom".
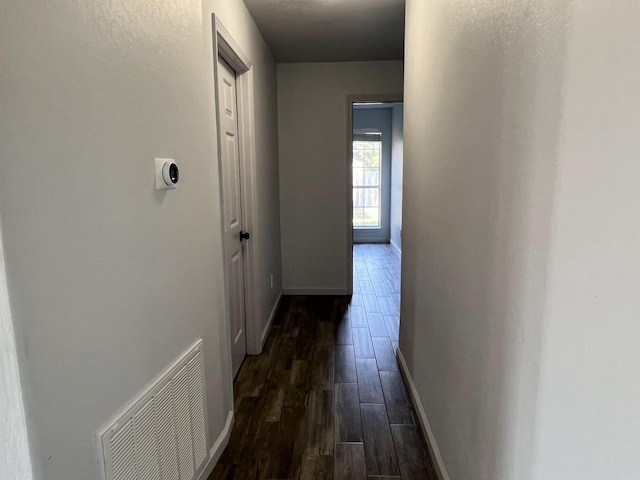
{"left": 155, "top": 158, "right": 179, "bottom": 190}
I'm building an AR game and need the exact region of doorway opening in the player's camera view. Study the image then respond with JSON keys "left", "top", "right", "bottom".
{"left": 351, "top": 101, "right": 403, "bottom": 246}
{"left": 348, "top": 97, "right": 403, "bottom": 308}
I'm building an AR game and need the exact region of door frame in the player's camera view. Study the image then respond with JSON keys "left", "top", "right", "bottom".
{"left": 346, "top": 94, "right": 403, "bottom": 294}
{"left": 212, "top": 16, "right": 262, "bottom": 358}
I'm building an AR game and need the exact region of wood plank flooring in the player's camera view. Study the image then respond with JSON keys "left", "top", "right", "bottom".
{"left": 209, "top": 243, "right": 436, "bottom": 480}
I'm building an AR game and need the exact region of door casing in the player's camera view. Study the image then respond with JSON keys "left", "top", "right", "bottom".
{"left": 212, "top": 17, "right": 263, "bottom": 363}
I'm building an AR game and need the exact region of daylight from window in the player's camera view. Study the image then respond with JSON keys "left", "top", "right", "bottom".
{"left": 353, "top": 140, "right": 382, "bottom": 228}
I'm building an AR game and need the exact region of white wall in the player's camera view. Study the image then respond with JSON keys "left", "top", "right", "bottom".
{"left": 533, "top": 2, "right": 640, "bottom": 478}
{"left": 400, "top": 0, "right": 569, "bottom": 478}
{"left": 390, "top": 104, "right": 403, "bottom": 251}
{"left": 278, "top": 61, "right": 404, "bottom": 293}
{"left": 0, "top": 0, "right": 280, "bottom": 479}
{"left": 401, "top": 1, "right": 640, "bottom": 479}
{"left": 0, "top": 221, "right": 32, "bottom": 479}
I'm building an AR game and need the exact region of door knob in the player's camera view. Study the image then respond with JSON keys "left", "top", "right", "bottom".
{"left": 239, "top": 231, "right": 250, "bottom": 241}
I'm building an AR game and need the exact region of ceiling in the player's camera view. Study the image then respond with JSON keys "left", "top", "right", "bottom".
{"left": 243, "top": 0, "right": 405, "bottom": 63}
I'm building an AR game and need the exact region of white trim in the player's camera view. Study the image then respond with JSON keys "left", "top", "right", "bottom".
{"left": 390, "top": 238, "right": 402, "bottom": 255}
{"left": 282, "top": 288, "right": 351, "bottom": 296}
{"left": 346, "top": 100, "right": 354, "bottom": 296}
{"left": 236, "top": 68, "right": 261, "bottom": 356}
{"left": 215, "top": 22, "right": 251, "bottom": 73}
{"left": 261, "top": 292, "right": 282, "bottom": 347}
{"left": 198, "top": 410, "right": 234, "bottom": 480}
{"left": 396, "top": 348, "right": 450, "bottom": 480}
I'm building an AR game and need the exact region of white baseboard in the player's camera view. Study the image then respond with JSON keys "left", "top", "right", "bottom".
{"left": 396, "top": 349, "right": 450, "bottom": 480}
{"left": 390, "top": 238, "right": 402, "bottom": 255}
{"left": 261, "top": 291, "right": 282, "bottom": 348}
{"left": 198, "top": 410, "right": 234, "bottom": 480}
{"left": 282, "top": 288, "right": 351, "bottom": 295}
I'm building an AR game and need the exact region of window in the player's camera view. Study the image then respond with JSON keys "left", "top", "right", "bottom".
{"left": 353, "top": 138, "right": 382, "bottom": 228}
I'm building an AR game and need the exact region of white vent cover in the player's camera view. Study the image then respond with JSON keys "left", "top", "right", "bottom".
{"left": 97, "top": 340, "right": 208, "bottom": 480}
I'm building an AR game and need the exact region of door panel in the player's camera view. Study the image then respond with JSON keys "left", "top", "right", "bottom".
{"left": 217, "top": 56, "right": 246, "bottom": 377}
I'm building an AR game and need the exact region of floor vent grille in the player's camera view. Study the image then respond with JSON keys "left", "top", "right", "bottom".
{"left": 97, "top": 340, "right": 207, "bottom": 480}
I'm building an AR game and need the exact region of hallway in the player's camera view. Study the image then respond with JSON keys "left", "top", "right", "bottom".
{"left": 210, "top": 244, "right": 435, "bottom": 479}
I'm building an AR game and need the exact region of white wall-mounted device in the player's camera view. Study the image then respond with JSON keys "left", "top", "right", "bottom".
{"left": 155, "top": 158, "right": 179, "bottom": 190}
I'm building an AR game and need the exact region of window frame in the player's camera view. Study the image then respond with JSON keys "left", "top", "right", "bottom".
{"left": 352, "top": 137, "right": 383, "bottom": 229}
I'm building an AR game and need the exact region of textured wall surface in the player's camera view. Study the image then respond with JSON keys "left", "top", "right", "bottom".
{"left": 401, "top": 1, "right": 640, "bottom": 479}
{"left": 400, "top": 0, "right": 570, "bottom": 478}
{"left": 533, "top": 2, "right": 640, "bottom": 478}
{"left": 0, "top": 1, "right": 279, "bottom": 479}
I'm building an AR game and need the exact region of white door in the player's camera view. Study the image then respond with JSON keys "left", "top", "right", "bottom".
{"left": 217, "top": 56, "right": 247, "bottom": 378}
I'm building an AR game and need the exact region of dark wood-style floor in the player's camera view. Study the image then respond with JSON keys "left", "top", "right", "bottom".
{"left": 210, "top": 244, "right": 436, "bottom": 480}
